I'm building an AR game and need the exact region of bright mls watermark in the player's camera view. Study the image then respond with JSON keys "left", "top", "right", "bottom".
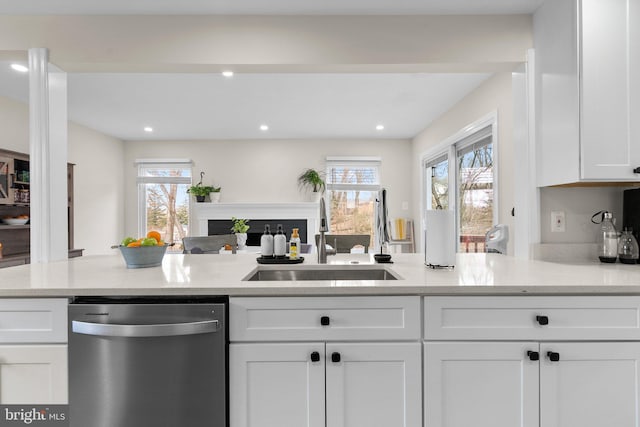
{"left": 0, "top": 406, "right": 68, "bottom": 426}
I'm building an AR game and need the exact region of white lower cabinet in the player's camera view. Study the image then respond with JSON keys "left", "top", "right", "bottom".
{"left": 424, "top": 342, "right": 540, "bottom": 427}
{"left": 425, "top": 341, "right": 640, "bottom": 427}
{"left": 0, "top": 345, "right": 68, "bottom": 404}
{"left": 539, "top": 342, "right": 640, "bottom": 427}
{"left": 230, "top": 341, "right": 422, "bottom": 427}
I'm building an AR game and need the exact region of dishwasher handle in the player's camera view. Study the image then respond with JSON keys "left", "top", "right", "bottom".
{"left": 72, "top": 319, "right": 220, "bottom": 338}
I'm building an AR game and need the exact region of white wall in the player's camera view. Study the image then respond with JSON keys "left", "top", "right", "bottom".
{"left": 123, "top": 139, "right": 412, "bottom": 238}
{"left": 411, "top": 72, "right": 515, "bottom": 254}
{"left": 539, "top": 186, "right": 631, "bottom": 244}
{"left": 68, "top": 123, "right": 125, "bottom": 255}
{"left": 0, "top": 96, "right": 28, "bottom": 153}
{"left": 0, "top": 95, "right": 125, "bottom": 256}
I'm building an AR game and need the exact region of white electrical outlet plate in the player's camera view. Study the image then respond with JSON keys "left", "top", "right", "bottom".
{"left": 551, "top": 211, "right": 566, "bottom": 233}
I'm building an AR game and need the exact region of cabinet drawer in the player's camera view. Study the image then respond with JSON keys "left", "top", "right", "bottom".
{"left": 230, "top": 296, "right": 420, "bottom": 341}
{"left": 424, "top": 296, "right": 640, "bottom": 341}
{"left": 0, "top": 299, "right": 68, "bottom": 343}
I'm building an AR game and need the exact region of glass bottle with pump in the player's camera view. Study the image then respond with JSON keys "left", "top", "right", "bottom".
{"left": 596, "top": 211, "right": 618, "bottom": 263}
{"left": 289, "top": 228, "right": 301, "bottom": 260}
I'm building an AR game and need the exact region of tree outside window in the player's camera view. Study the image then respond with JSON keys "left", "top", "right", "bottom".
{"left": 137, "top": 162, "right": 191, "bottom": 252}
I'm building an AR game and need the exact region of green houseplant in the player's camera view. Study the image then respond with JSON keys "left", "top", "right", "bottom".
{"left": 231, "top": 217, "right": 250, "bottom": 249}
{"left": 187, "top": 184, "right": 215, "bottom": 202}
{"left": 298, "top": 168, "right": 325, "bottom": 201}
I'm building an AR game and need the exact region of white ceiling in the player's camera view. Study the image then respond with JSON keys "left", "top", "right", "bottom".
{"left": 0, "top": 0, "right": 544, "bottom": 15}
{"left": 0, "top": 1, "right": 532, "bottom": 141}
{"left": 0, "top": 65, "right": 490, "bottom": 140}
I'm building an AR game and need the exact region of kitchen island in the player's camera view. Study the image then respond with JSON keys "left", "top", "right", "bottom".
{"left": 3, "top": 253, "right": 640, "bottom": 427}
{"left": 0, "top": 252, "right": 639, "bottom": 296}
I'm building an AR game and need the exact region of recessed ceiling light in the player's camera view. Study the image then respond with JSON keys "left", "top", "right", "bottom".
{"left": 260, "top": 124, "right": 269, "bottom": 131}
{"left": 376, "top": 124, "right": 385, "bottom": 131}
{"left": 144, "top": 127, "right": 153, "bottom": 132}
{"left": 10, "top": 64, "right": 28, "bottom": 73}
{"left": 222, "top": 71, "right": 234, "bottom": 78}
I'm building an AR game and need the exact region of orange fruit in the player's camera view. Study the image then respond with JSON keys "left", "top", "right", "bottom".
{"left": 157, "top": 240, "right": 165, "bottom": 246}
{"left": 127, "top": 241, "right": 141, "bottom": 247}
{"left": 147, "top": 231, "right": 162, "bottom": 242}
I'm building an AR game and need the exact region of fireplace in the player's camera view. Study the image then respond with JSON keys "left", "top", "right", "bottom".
{"left": 208, "top": 219, "right": 308, "bottom": 246}
{"left": 194, "top": 202, "right": 320, "bottom": 247}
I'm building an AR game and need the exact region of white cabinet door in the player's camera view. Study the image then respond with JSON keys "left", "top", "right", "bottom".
{"left": 0, "top": 345, "right": 67, "bottom": 404}
{"left": 581, "top": 0, "right": 640, "bottom": 180}
{"left": 540, "top": 342, "right": 640, "bottom": 427}
{"left": 229, "top": 342, "right": 325, "bottom": 427}
{"left": 424, "top": 342, "right": 539, "bottom": 427}
{"left": 326, "top": 342, "right": 421, "bottom": 427}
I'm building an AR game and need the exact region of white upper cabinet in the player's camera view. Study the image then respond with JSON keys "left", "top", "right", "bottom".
{"left": 535, "top": 0, "right": 640, "bottom": 185}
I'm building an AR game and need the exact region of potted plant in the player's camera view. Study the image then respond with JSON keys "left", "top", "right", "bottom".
{"left": 187, "top": 184, "right": 215, "bottom": 202}
{"left": 298, "top": 168, "right": 325, "bottom": 202}
{"left": 231, "top": 217, "right": 250, "bottom": 249}
{"left": 210, "top": 186, "right": 222, "bottom": 203}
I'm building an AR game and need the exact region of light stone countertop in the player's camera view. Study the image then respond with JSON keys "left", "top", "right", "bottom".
{"left": 0, "top": 252, "right": 639, "bottom": 297}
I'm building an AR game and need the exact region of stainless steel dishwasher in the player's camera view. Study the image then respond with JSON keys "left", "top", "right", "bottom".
{"left": 69, "top": 297, "right": 227, "bottom": 427}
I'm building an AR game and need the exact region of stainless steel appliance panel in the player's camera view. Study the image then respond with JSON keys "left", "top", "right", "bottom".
{"left": 69, "top": 302, "right": 226, "bottom": 427}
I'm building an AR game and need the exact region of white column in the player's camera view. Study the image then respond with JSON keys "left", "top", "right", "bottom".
{"left": 28, "top": 48, "right": 68, "bottom": 263}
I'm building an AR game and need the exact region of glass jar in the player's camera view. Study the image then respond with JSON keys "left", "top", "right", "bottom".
{"left": 597, "top": 212, "right": 618, "bottom": 263}
{"left": 618, "top": 228, "right": 639, "bottom": 264}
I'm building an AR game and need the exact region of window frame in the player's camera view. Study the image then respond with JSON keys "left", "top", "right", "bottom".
{"left": 135, "top": 159, "right": 193, "bottom": 239}
{"left": 420, "top": 112, "right": 499, "bottom": 252}
{"left": 325, "top": 156, "right": 382, "bottom": 250}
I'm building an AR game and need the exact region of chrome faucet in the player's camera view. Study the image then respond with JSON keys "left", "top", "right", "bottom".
{"left": 318, "top": 196, "right": 328, "bottom": 264}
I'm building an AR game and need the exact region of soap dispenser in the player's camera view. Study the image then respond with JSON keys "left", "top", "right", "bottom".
{"left": 289, "top": 228, "right": 301, "bottom": 260}
{"left": 273, "top": 224, "right": 286, "bottom": 257}
{"left": 260, "top": 224, "right": 274, "bottom": 258}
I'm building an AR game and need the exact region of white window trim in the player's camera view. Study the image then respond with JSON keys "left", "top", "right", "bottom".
{"left": 419, "top": 111, "right": 499, "bottom": 252}
{"left": 136, "top": 159, "right": 193, "bottom": 238}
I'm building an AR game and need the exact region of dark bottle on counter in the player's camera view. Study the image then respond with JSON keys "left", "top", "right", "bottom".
{"left": 260, "top": 224, "right": 274, "bottom": 258}
{"left": 273, "top": 224, "right": 286, "bottom": 257}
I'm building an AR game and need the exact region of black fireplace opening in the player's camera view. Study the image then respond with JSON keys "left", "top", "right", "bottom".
{"left": 208, "top": 219, "right": 308, "bottom": 246}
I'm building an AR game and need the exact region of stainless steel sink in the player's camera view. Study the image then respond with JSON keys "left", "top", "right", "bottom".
{"left": 243, "top": 267, "right": 399, "bottom": 281}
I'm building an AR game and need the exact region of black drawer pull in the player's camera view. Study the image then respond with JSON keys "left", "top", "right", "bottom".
{"left": 536, "top": 315, "right": 549, "bottom": 326}
{"left": 310, "top": 351, "right": 320, "bottom": 362}
{"left": 634, "top": 167, "right": 640, "bottom": 174}
{"left": 547, "top": 351, "right": 560, "bottom": 362}
{"left": 320, "top": 316, "right": 330, "bottom": 326}
{"left": 527, "top": 350, "right": 540, "bottom": 361}
{"left": 331, "top": 352, "right": 341, "bottom": 363}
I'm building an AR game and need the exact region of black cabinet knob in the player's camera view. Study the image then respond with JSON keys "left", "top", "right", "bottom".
{"left": 536, "top": 315, "right": 549, "bottom": 326}
{"left": 310, "top": 351, "right": 320, "bottom": 362}
{"left": 634, "top": 167, "right": 640, "bottom": 174}
{"left": 331, "top": 352, "right": 341, "bottom": 363}
{"left": 527, "top": 350, "right": 540, "bottom": 361}
{"left": 320, "top": 316, "right": 330, "bottom": 326}
{"left": 547, "top": 351, "right": 560, "bottom": 362}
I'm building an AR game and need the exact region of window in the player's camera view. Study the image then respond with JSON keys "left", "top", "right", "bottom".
{"left": 423, "top": 120, "right": 497, "bottom": 253}
{"left": 326, "top": 157, "right": 381, "bottom": 248}
{"left": 426, "top": 154, "right": 449, "bottom": 210}
{"left": 136, "top": 160, "right": 192, "bottom": 252}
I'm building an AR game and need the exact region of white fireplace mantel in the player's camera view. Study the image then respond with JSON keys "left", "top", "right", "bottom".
{"left": 194, "top": 202, "right": 320, "bottom": 243}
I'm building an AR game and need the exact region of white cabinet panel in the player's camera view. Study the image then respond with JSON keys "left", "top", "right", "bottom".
{"left": 326, "top": 342, "right": 421, "bottom": 427}
{"left": 230, "top": 296, "right": 420, "bottom": 341}
{"left": 540, "top": 342, "right": 640, "bottom": 427}
{"left": 0, "top": 345, "right": 67, "bottom": 404}
{"left": 425, "top": 296, "right": 640, "bottom": 340}
{"left": 581, "top": 0, "right": 639, "bottom": 179}
{"left": 0, "top": 299, "right": 67, "bottom": 343}
{"left": 424, "top": 342, "right": 539, "bottom": 427}
{"left": 229, "top": 342, "right": 325, "bottom": 427}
